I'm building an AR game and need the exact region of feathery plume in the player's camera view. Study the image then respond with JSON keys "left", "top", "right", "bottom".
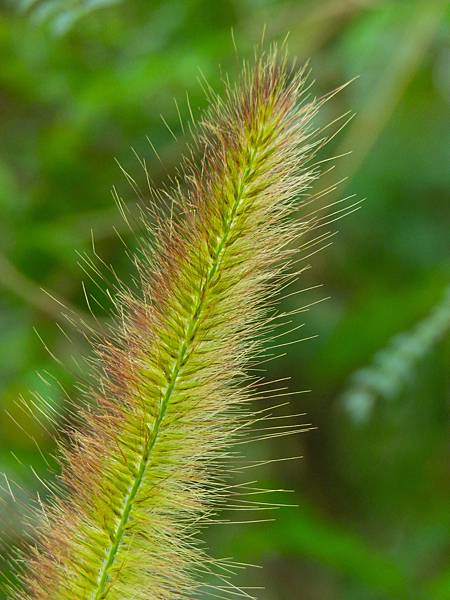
{"left": 16, "top": 48, "right": 338, "bottom": 599}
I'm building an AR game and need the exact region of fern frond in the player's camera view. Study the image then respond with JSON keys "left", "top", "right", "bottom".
{"left": 342, "top": 284, "right": 450, "bottom": 423}
{"left": 17, "top": 49, "right": 332, "bottom": 599}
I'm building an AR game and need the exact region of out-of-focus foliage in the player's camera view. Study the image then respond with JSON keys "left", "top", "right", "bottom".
{"left": 342, "top": 285, "right": 450, "bottom": 423}
{"left": 0, "top": 1, "right": 448, "bottom": 598}
{"left": 17, "top": 0, "right": 122, "bottom": 36}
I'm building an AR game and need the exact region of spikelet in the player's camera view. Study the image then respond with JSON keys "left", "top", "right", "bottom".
{"left": 17, "top": 49, "right": 332, "bottom": 599}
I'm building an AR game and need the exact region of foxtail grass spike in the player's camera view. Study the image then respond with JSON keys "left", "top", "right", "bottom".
{"left": 17, "top": 49, "right": 333, "bottom": 599}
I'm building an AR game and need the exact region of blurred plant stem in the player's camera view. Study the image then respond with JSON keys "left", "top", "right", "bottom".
{"left": 319, "top": 0, "right": 447, "bottom": 199}
{"left": 32, "top": 0, "right": 446, "bottom": 246}
{"left": 271, "top": 0, "right": 379, "bottom": 57}
{"left": 0, "top": 252, "right": 98, "bottom": 332}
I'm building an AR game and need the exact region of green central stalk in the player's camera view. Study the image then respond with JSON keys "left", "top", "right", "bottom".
{"left": 92, "top": 139, "right": 261, "bottom": 599}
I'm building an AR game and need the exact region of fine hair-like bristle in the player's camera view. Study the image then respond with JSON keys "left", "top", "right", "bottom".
{"left": 16, "top": 48, "right": 337, "bottom": 599}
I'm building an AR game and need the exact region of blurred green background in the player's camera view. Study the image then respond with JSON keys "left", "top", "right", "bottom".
{"left": 0, "top": 1, "right": 449, "bottom": 598}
